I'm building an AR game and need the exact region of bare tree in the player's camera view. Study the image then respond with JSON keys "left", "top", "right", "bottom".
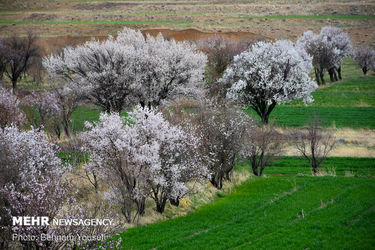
{"left": 291, "top": 115, "right": 336, "bottom": 175}
{"left": 0, "top": 39, "right": 10, "bottom": 81}
{"left": 242, "top": 122, "right": 283, "bottom": 176}
{"left": 4, "top": 31, "right": 40, "bottom": 92}
{"left": 200, "top": 35, "right": 249, "bottom": 81}
{"left": 52, "top": 85, "right": 81, "bottom": 138}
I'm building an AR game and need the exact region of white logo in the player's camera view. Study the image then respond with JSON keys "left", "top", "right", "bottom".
{"left": 12, "top": 217, "right": 113, "bottom": 226}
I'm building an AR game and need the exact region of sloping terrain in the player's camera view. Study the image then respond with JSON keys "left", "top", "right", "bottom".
{"left": 0, "top": 0, "right": 374, "bottom": 47}
{"left": 110, "top": 175, "right": 375, "bottom": 249}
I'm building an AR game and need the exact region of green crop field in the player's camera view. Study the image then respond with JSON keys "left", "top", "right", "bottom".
{"left": 242, "top": 156, "right": 375, "bottom": 177}
{"left": 108, "top": 174, "right": 375, "bottom": 249}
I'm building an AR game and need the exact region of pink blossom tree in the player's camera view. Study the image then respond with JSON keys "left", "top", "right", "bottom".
{"left": 221, "top": 40, "right": 317, "bottom": 124}
{"left": 0, "top": 87, "right": 25, "bottom": 128}
{"left": 0, "top": 126, "right": 70, "bottom": 249}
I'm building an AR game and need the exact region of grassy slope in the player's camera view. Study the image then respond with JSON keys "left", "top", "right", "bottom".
{"left": 112, "top": 175, "right": 375, "bottom": 249}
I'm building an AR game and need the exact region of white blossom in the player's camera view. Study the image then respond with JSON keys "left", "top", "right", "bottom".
{"left": 221, "top": 40, "right": 317, "bottom": 124}
{"left": 353, "top": 46, "right": 375, "bottom": 75}
{"left": 43, "top": 28, "right": 207, "bottom": 112}
{"left": 80, "top": 107, "right": 206, "bottom": 217}
{"left": 0, "top": 87, "right": 25, "bottom": 128}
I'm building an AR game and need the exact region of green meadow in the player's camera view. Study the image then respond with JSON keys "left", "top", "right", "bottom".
{"left": 109, "top": 173, "right": 375, "bottom": 249}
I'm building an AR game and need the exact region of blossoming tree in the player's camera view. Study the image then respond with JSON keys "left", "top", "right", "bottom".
{"left": 353, "top": 46, "right": 375, "bottom": 75}
{"left": 43, "top": 28, "right": 207, "bottom": 113}
{"left": 0, "top": 87, "right": 25, "bottom": 128}
{"left": 320, "top": 26, "right": 352, "bottom": 80}
{"left": 221, "top": 40, "right": 317, "bottom": 124}
{"left": 81, "top": 108, "right": 206, "bottom": 220}
{"left": 0, "top": 126, "right": 69, "bottom": 249}
{"left": 297, "top": 26, "right": 352, "bottom": 84}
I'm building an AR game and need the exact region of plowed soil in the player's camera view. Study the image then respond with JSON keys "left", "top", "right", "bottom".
{"left": 36, "top": 28, "right": 269, "bottom": 55}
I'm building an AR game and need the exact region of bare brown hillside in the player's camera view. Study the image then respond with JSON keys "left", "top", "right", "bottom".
{"left": 35, "top": 28, "right": 269, "bottom": 55}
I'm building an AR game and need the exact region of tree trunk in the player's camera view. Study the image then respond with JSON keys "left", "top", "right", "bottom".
{"left": 54, "top": 124, "right": 61, "bottom": 140}
{"left": 169, "top": 198, "right": 180, "bottom": 207}
{"left": 314, "top": 68, "right": 321, "bottom": 85}
{"left": 311, "top": 158, "right": 318, "bottom": 175}
{"left": 319, "top": 68, "right": 325, "bottom": 85}
{"left": 251, "top": 156, "right": 259, "bottom": 176}
{"left": 333, "top": 68, "right": 338, "bottom": 81}
{"left": 259, "top": 166, "right": 264, "bottom": 177}
{"left": 136, "top": 197, "right": 146, "bottom": 216}
{"left": 63, "top": 118, "right": 71, "bottom": 138}
{"left": 362, "top": 67, "right": 368, "bottom": 75}
{"left": 210, "top": 172, "right": 223, "bottom": 189}
{"left": 261, "top": 113, "right": 269, "bottom": 125}
{"left": 11, "top": 79, "right": 17, "bottom": 93}
{"left": 121, "top": 199, "right": 133, "bottom": 223}
{"left": 328, "top": 68, "right": 337, "bottom": 82}
{"left": 156, "top": 198, "right": 167, "bottom": 213}
{"left": 337, "top": 66, "right": 342, "bottom": 80}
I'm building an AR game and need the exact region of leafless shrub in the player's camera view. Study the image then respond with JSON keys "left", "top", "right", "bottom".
{"left": 241, "top": 122, "right": 284, "bottom": 176}
{"left": 200, "top": 35, "right": 250, "bottom": 81}
{"left": 3, "top": 31, "right": 40, "bottom": 91}
{"left": 291, "top": 115, "right": 336, "bottom": 175}
{"left": 167, "top": 98, "right": 253, "bottom": 189}
{"left": 22, "top": 90, "right": 62, "bottom": 139}
{"left": 28, "top": 55, "right": 44, "bottom": 84}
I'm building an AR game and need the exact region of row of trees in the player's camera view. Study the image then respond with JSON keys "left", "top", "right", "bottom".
{"left": 0, "top": 26, "right": 368, "bottom": 248}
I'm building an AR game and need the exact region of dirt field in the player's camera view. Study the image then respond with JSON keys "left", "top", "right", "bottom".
{"left": 33, "top": 28, "right": 268, "bottom": 55}
{"left": 0, "top": 0, "right": 374, "bottom": 50}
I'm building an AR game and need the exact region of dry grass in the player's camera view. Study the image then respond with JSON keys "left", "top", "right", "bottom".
{"left": 126, "top": 169, "right": 252, "bottom": 228}
{"left": 315, "top": 166, "right": 337, "bottom": 177}
{"left": 282, "top": 127, "right": 375, "bottom": 157}
{"left": 67, "top": 167, "right": 253, "bottom": 230}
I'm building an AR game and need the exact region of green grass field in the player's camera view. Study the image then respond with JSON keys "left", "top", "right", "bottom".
{"left": 247, "top": 106, "right": 375, "bottom": 128}
{"left": 240, "top": 156, "right": 375, "bottom": 177}
{"left": 109, "top": 174, "right": 375, "bottom": 249}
